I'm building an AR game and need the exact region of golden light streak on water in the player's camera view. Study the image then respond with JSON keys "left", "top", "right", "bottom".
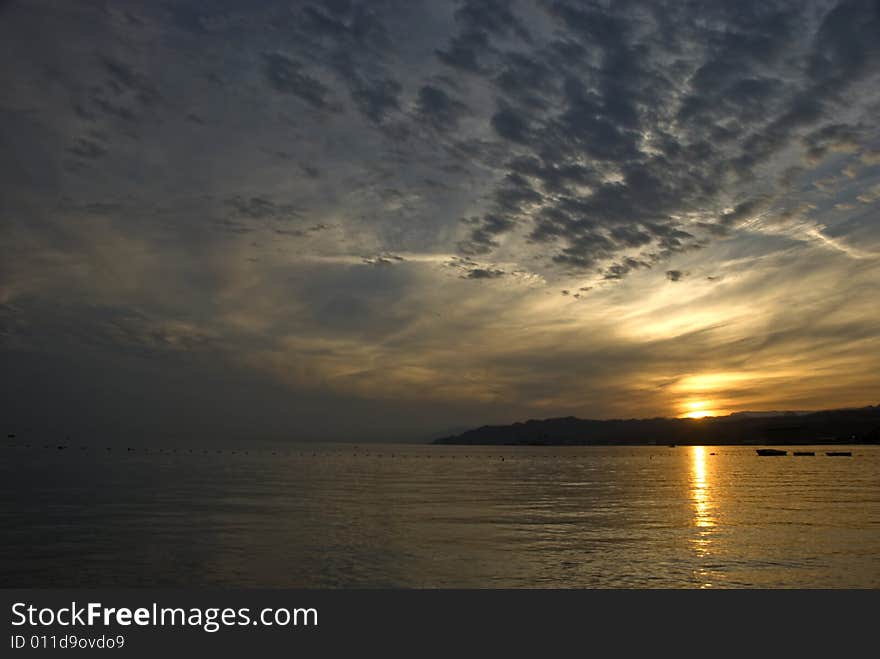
{"left": 690, "top": 446, "right": 716, "bottom": 588}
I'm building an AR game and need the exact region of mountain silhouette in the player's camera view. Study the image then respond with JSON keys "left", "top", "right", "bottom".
{"left": 432, "top": 406, "right": 880, "bottom": 446}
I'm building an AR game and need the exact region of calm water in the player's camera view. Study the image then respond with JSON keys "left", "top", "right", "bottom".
{"left": 2, "top": 444, "right": 879, "bottom": 588}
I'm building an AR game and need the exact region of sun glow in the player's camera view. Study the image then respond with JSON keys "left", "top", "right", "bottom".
{"left": 681, "top": 400, "right": 719, "bottom": 419}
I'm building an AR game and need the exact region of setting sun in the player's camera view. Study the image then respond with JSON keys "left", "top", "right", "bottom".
{"left": 682, "top": 400, "right": 719, "bottom": 419}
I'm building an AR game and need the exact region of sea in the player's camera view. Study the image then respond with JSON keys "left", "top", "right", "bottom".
{"left": 2, "top": 443, "right": 878, "bottom": 588}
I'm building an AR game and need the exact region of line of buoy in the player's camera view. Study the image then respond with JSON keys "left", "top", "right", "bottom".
{"left": 19, "top": 443, "right": 847, "bottom": 461}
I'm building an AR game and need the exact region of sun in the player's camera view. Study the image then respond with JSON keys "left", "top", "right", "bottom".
{"left": 681, "top": 400, "right": 718, "bottom": 419}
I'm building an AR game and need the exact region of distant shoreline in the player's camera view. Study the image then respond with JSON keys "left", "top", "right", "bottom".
{"left": 432, "top": 405, "right": 880, "bottom": 446}
{"left": 430, "top": 441, "right": 876, "bottom": 447}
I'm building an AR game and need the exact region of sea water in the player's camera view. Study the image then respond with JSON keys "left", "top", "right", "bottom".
{"left": 2, "top": 444, "right": 878, "bottom": 588}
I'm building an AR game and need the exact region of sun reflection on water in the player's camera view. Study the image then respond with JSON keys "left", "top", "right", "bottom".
{"left": 690, "top": 446, "right": 716, "bottom": 588}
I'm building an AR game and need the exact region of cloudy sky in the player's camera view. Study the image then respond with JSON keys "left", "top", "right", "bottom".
{"left": 2, "top": 0, "right": 879, "bottom": 442}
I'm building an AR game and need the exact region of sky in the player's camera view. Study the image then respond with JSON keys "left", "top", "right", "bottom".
{"left": 1, "top": 0, "right": 879, "bottom": 443}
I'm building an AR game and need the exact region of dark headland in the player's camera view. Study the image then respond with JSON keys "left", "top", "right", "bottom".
{"left": 432, "top": 406, "right": 880, "bottom": 446}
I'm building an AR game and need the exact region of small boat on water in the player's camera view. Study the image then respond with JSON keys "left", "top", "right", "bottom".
{"left": 826, "top": 451, "right": 852, "bottom": 456}
{"left": 756, "top": 448, "right": 787, "bottom": 456}
{"left": 793, "top": 451, "right": 815, "bottom": 456}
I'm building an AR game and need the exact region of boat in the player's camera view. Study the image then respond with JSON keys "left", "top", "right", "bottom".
{"left": 756, "top": 448, "right": 787, "bottom": 456}
{"left": 793, "top": 451, "right": 815, "bottom": 456}
{"left": 826, "top": 451, "right": 852, "bottom": 456}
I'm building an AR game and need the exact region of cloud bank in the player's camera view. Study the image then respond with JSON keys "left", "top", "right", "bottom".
{"left": 1, "top": 0, "right": 879, "bottom": 441}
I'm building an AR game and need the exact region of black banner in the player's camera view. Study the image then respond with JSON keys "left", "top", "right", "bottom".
{"left": 2, "top": 589, "right": 877, "bottom": 656}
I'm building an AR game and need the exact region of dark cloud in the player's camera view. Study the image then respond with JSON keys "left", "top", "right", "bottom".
{"left": 445, "top": 256, "right": 506, "bottom": 280}
{"left": 168, "top": 4, "right": 210, "bottom": 35}
{"left": 262, "top": 52, "right": 333, "bottom": 109}
{"left": 416, "top": 85, "right": 468, "bottom": 130}
{"left": 363, "top": 253, "right": 406, "bottom": 266}
{"left": 609, "top": 225, "right": 653, "bottom": 249}
{"left": 508, "top": 155, "right": 598, "bottom": 194}
{"left": 491, "top": 106, "right": 532, "bottom": 143}
{"left": 274, "top": 223, "right": 330, "bottom": 238}
{"left": 224, "top": 196, "right": 303, "bottom": 224}
{"left": 300, "top": 164, "right": 321, "bottom": 178}
{"left": 494, "top": 172, "right": 543, "bottom": 212}
{"left": 807, "top": 0, "right": 880, "bottom": 91}
{"left": 441, "top": 1, "right": 709, "bottom": 273}
{"left": 465, "top": 267, "right": 505, "bottom": 279}
{"left": 436, "top": 0, "right": 530, "bottom": 72}
{"left": 212, "top": 218, "right": 254, "bottom": 235}
{"left": 495, "top": 52, "right": 553, "bottom": 102}
{"left": 458, "top": 213, "right": 516, "bottom": 255}
{"left": 66, "top": 138, "right": 107, "bottom": 160}
{"left": 67, "top": 53, "right": 163, "bottom": 127}
{"left": 665, "top": 270, "right": 686, "bottom": 282}
{"left": 431, "top": 0, "right": 878, "bottom": 282}
{"left": 602, "top": 257, "right": 651, "bottom": 280}
{"left": 287, "top": 3, "right": 405, "bottom": 125}
{"left": 723, "top": 0, "right": 880, "bottom": 173}
{"left": 98, "top": 55, "right": 161, "bottom": 107}
{"left": 301, "top": 2, "right": 389, "bottom": 48}
{"left": 803, "top": 123, "right": 864, "bottom": 162}
{"left": 350, "top": 77, "right": 401, "bottom": 122}
{"left": 555, "top": 81, "right": 642, "bottom": 160}
{"left": 436, "top": 29, "right": 490, "bottom": 72}
{"left": 455, "top": 0, "right": 529, "bottom": 39}
{"left": 552, "top": 233, "right": 617, "bottom": 269}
